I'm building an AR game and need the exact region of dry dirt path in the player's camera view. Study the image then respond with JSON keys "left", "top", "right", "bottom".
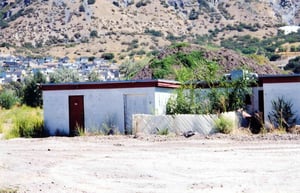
{"left": 0, "top": 135, "right": 300, "bottom": 193}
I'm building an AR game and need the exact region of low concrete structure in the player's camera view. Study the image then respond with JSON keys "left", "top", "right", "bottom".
{"left": 41, "top": 80, "right": 179, "bottom": 135}
{"left": 259, "top": 74, "right": 300, "bottom": 126}
{"left": 41, "top": 74, "right": 300, "bottom": 136}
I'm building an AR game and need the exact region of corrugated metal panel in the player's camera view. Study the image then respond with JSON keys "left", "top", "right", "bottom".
{"left": 133, "top": 112, "right": 238, "bottom": 135}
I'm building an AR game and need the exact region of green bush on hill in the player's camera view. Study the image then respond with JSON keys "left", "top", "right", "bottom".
{"left": 284, "top": 56, "right": 300, "bottom": 73}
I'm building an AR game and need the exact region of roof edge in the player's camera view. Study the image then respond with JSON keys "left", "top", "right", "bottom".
{"left": 41, "top": 79, "right": 181, "bottom": 91}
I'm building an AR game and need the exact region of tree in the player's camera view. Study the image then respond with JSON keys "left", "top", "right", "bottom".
{"left": 79, "top": 4, "right": 85, "bottom": 12}
{"left": 166, "top": 52, "right": 221, "bottom": 114}
{"left": 49, "top": 68, "right": 81, "bottom": 83}
{"left": 90, "top": 30, "right": 98, "bottom": 38}
{"left": 23, "top": 71, "right": 46, "bottom": 107}
{"left": 88, "top": 70, "right": 100, "bottom": 81}
{"left": 119, "top": 58, "right": 150, "bottom": 80}
{"left": 101, "top": 53, "right": 114, "bottom": 60}
{"left": 87, "top": 0, "right": 95, "bottom": 5}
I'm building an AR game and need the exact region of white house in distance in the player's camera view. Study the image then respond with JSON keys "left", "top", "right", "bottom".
{"left": 41, "top": 80, "right": 179, "bottom": 136}
{"left": 41, "top": 74, "right": 300, "bottom": 136}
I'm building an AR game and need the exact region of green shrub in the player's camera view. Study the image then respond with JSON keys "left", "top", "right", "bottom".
{"left": 87, "top": 0, "right": 95, "bottom": 5}
{"left": 0, "top": 89, "right": 18, "bottom": 109}
{"left": 90, "top": 30, "right": 98, "bottom": 38}
{"left": 136, "top": 0, "right": 150, "bottom": 8}
{"left": 157, "top": 128, "right": 169, "bottom": 135}
{"left": 79, "top": 4, "right": 85, "bottom": 12}
{"left": 284, "top": 56, "right": 300, "bottom": 73}
{"left": 101, "top": 53, "right": 114, "bottom": 60}
{"left": 189, "top": 9, "right": 199, "bottom": 20}
{"left": 214, "top": 115, "right": 233, "bottom": 134}
{"left": 268, "top": 96, "right": 297, "bottom": 130}
{"left": 144, "top": 28, "right": 163, "bottom": 37}
{"left": 15, "top": 114, "right": 44, "bottom": 138}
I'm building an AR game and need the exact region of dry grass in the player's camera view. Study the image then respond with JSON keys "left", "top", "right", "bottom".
{"left": 0, "top": 106, "right": 43, "bottom": 139}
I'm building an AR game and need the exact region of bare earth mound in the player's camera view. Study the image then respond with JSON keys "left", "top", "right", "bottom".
{"left": 0, "top": 135, "right": 300, "bottom": 193}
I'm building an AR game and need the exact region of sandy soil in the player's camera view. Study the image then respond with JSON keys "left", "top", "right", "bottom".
{"left": 0, "top": 134, "right": 300, "bottom": 193}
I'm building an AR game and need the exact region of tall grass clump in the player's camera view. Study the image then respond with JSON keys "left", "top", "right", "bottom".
{"left": 1, "top": 105, "right": 44, "bottom": 139}
{"left": 214, "top": 115, "right": 233, "bottom": 134}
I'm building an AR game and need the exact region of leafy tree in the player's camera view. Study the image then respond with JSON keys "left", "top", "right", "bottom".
{"left": 49, "top": 68, "right": 81, "bottom": 83}
{"left": 166, "top": 51, "right": 222, "bottom": 114}
{"left": 23, "top": 71, "right": 46, "bottom": 107}
{"left": 222, "top": 71, "right": 256, "bottom": 111}
{"left": 88, "top": 70, "right": 100, "bottom": 81}
{"left": 119, "top": 58, "right": 150, "bottom": 80}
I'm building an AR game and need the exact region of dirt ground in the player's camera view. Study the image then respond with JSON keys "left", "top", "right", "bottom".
{"left": 0, "top": 134, "right": 300, "bottom": 193}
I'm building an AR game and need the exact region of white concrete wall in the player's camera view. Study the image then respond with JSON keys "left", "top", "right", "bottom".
{"left": 263, "top": 82, "right": 300, "bottom": 125}
{"left": 154, "top": 87, "right": 176, "bottom": 115}
{"left": 43, "top": 91, "right": 70, "bottom": 135}
{"left": 43, "top": 87, "right": 173, "bottom": 135}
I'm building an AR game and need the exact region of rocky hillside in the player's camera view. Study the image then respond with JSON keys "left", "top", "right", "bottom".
{"left": 0, "top": 0, "right": 299, "bottom": 61}
{"left": 132, "top": 44, "right": 282, "bottom": 80}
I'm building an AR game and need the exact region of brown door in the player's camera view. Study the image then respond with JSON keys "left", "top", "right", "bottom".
{"left": 69, "top": 95, "right": 84, "bottom": 136}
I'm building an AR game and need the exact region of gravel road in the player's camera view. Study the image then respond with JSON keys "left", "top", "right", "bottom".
{"left": 0, "top": 134, "right": 300, "bottom": 193}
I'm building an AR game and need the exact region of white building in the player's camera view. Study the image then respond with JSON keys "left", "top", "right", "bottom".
{"left": 41, "top": 75, "right": 300, "bottom": 136}
{"left": 41, "top": 80, "right": 179, "bottom": 136}
{"left": 278, "top": 26, "right": 300, "bottom": 35}
{"left": 258, "top": 74, "right": 300, "bottom": 127}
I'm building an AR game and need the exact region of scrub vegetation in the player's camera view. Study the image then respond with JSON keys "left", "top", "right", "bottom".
{"left": 0, "top": 106, "right": 44, "bottom": 139}
{"left": 214, "top": 115, "right": 234, "bottom": 134}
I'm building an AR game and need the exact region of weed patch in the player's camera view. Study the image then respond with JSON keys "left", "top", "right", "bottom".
{"left": 0, "top": 105, "right": 44, "bottom": 139}
{"left": 214, "top": 115, "right": 233, "bottom": 134}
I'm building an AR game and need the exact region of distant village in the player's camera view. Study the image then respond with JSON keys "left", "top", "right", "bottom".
{"left": 0, "top": 55, "right": 120, "bottom": 84}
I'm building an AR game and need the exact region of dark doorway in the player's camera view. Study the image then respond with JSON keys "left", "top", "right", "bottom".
{"left": 258, "top": 90, "right": 264, "bottom": 114}
{"left": 69, "top": 95, "right": 84, "bottom": 136}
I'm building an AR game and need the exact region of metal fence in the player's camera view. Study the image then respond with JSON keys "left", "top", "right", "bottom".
{"left": 132, "top": 112, "right": 238, "bottom": 135}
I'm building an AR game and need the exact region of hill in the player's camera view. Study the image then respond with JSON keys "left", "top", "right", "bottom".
{"left": 0, "top": 0, "right": 299, "bottom": 60}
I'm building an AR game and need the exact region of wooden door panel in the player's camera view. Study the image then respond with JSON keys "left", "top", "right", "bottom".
{"left": 69, "top": 95, "right": 84, "bottom": 136}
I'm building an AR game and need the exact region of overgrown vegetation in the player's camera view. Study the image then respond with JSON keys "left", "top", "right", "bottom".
{"left": 0, "top": 89, "right": 18, "bottom": 109}
{"left": 284, "top": 56, "right": 300, "bottom": 73}
{"left": 150, "top": 43, "right": 256, "bottom": 115}
{"left": 214, "top": 115, "right": 233, "bottom": 134}
{"left": 0, "top": 106, "right": 44, "bottom": 139}
{"left": 119, "top": 58, "right": 150, "bottom": 80}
